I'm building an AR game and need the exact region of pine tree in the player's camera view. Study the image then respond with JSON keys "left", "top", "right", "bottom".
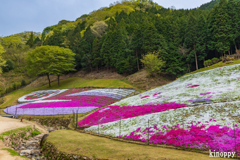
{"left": 227, "top": 0, "right": 238, "bottom": 52}
{"left": 214, "top": 0, "right": 231, "bottom": 56}
{"left": 26, "top": 32, "right": 34, "bottom": 48}
{"left": 184, "top": 13, "right": 198, "bottom": 70}
{"left": 92, "top": 38, "right": 102, "bottom": 72}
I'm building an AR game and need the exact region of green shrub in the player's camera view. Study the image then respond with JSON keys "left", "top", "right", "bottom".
{"left": 21, "top": 79, "right": 26, "bottom": 86}
{"left": 31, "top": 129, "right": 41, "bottom": 137}
{"left": 212, "top": 57, "right": 219, "bottom": 64}
{"left": 1, "top": 59, "right": 15, "bottom": 73}
{"left": 204, "top": 60, "right": 213, "bottom": 67}
{"left": 12, "top": 83, "right": 16, "bottom": 90}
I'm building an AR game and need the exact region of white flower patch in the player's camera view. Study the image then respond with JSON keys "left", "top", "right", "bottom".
{"left": 18, "top": 89, "right": 68, "bottom": 103}
{"left": 112, "top": 64, "right": 240, "bottom": 106}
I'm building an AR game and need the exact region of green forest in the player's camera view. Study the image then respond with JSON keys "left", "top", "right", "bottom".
{"left": 1, "top": 0, "right": 240, "bottom": 80}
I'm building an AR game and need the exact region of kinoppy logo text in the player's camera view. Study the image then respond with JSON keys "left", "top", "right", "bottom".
{"left": 209, "top": 150, "right": 236, "bottom": 158}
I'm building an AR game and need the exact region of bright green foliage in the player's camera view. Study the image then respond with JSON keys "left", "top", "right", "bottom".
{"left": 26, "top": 45, "right": 76, "bottom": 87}
{"left": 140, "top": 51, "right": 165, "bottom": 76}
{"left": 0, "top": 44, "right": 6, "bottom": 73}
{"left": 204, "top": 59, "right": 213, "bottom": 67}
{"left": 212, "top": 57, "right": 219, "bottom": 64}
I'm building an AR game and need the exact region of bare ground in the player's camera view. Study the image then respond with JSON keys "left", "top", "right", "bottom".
{"left": 0, "top": 116, "right": 48, "bottom": 160}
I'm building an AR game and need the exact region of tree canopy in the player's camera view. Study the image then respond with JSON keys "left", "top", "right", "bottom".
{"left": 26, "top": 45, "right": 76, "bottom": 87}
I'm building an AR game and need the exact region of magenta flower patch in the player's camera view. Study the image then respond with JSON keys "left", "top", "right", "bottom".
{"left": 187, "top": 85, "right": 200, "bottom": 88}
{"left": 122, "top": 121, "right": 240, "bottom": 154}
{"left": 78, "top": 102, "right": 188, "bottom": 127}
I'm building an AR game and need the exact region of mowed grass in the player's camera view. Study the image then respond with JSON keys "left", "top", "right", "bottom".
{"left": 184, "top": 58, "right": 240, "bottom": 77}
{"left": 0, "top": 77, "right": 136, "bottom": 114}
{"left": 37, "top": 77, "right": 135, "bottom": 90}
{"left": 47, "top": 130, "right": 222, "bottom": 160}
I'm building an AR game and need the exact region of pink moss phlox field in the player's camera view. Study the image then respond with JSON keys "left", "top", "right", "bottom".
{"left": 121, "top": 121, "right": 240, "bottom": 154}
{"left": 18, "top": 95, "right": 116, "bottom": 109}
{"left": 78, "top": 102, "right": 188, "bottom": 127}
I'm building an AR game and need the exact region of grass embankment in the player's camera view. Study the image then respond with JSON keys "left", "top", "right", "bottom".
{"left": 0, "top": 126, "right": 32, "bottom": 141}
{"left": 0, "top": 126, "right": 39, "bottom": 159}
{"left": 47, "top": 130, "right": 222, "bottom": 160}
{"left": 184, "top": 58, "right": 240, "bottom": 76}
{"left": 0, "top": 77, "right": 136, "bottom": 115}
{"left": 1, "top": 148, "right": 28, "bottom": 159}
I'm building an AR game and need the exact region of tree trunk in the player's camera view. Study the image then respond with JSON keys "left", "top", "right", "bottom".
{"left": 136, "top": 50, "right": 139, "bottom": 71}
{"left": 97, "top": 66, "right": 99, "bottom": 73}
{"left": 47, "top": 74, "right": 51, "bottom": 87}
{"left": 228, "top": 50, "right": 230, "bottom": 55}
{"left": 235, "top": 40, "right": 238, "bottom": 53}
{"left": 187, "top": 63, "right": 190, "bottom": 73}
{"left": 194, "top": 52, "right": 198, "bottom": 70}
{"left": 57, "top": 75, "right": 60, "bottom": 86}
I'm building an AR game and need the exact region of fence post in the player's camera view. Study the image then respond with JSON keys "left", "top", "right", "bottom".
{"left": 119, "top": 115, "right": 122, "bottom": 139}
{"left": 98, "top": 113, "right": 100, "bottom": 135}
{"left": 183, "top": 120, "right": 185, "bottom": 150}
{"left": 148, "top": 119, "right": 150, "bottom": 145}
{"left": 234, "top": 124, "right": 237, "bottom": 159}
{"left": 72, "top": 110, "right": 75, "bottom": 126}
{"left": 75, "top": 109, "right": 78, "bottom": 130}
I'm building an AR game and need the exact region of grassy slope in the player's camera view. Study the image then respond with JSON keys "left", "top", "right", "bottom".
{"left": 47, "top": 130, "right": 222, "bottom": 160}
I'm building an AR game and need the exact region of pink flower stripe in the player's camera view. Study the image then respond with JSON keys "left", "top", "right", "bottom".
{"left": 18, "top": 95, "right": 116, "bottom": 109}
{"left": 121, "top": 121, "right": 240, "bottom": 154}
{"left": 187, "top": 85, "right": 200, "bottom": 88}
{"left": 78, "top": 102, "right": 188, "bottom": 127}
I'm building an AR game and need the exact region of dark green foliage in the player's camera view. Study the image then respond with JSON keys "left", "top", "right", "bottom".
{"left": 26, "top": 32, "right": 34, "bottom": 48}
{"left": 1, "top": 59, "right": 14, "bottom": 72}
{"left": 21, "top": 79, "right": 26, "bottom": 86}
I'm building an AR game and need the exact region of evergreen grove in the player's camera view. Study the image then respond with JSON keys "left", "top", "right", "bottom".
{"left": 25, "top": 0, "right": 240, "bottom": 77}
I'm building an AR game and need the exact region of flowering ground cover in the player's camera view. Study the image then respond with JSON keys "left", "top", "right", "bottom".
{"left": 78, "top": 103, "right": 188, "bottom": 127}
{"left": 82, "top": 64, "right": 240, "bottom": 155}
{"left": 121, "top": 120, "right": 240, "bottom": 154}
{"left": 5, "top": 88, "right": 135, "bottom": 115}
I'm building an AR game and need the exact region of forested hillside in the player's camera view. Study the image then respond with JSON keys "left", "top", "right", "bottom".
{"left": 198, "top": 0, "right": 239, "bottom": 10}
{"left": 1, "top": 0, "right": 240, "bottom": 89}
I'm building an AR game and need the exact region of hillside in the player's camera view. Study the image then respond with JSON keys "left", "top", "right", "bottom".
{"left": 198, "top": 0, "right": 239, "bottom": 10}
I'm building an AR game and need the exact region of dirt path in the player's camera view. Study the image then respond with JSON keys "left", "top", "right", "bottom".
{"left": 0, "top": 116, "right": 48, "bottom": 160}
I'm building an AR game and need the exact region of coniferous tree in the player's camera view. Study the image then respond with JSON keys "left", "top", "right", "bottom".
{"left": 26, "top": 32, "right": 34, "bottom": 48}
{"left": 184, "top": 13, "right": 198, "bottom": 70}
{"left": 214, "top": 0, "right": 231, "bottom": 56}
